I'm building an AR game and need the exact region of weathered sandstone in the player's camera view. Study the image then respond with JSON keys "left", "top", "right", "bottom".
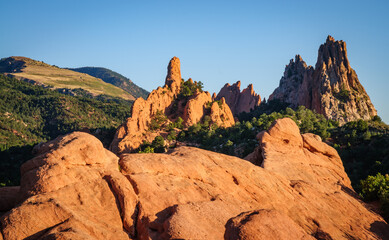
{"left": 216, "top": 81, "right": 261, "bottom": 115}
{"left": 2, "top": 119, "right": 388, "bottom": 239}
{"left": 269, "top": 36, "right": 377, "bottom": 124}
{"left": 110, "top": 57, "right": 234, "bottom": 154}
{"left": 1, "top": 132, "right": 138, "bottom": 239}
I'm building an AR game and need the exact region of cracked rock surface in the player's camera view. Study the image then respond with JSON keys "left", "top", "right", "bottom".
{"left": 1, "top": 119, "right": 388, "bottom": 239}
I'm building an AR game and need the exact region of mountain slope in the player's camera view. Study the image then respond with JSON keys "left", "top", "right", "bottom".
{"left": 0, "top": 74, "right": 132, "bottom": 185}
{"left": 69, "top": 67, "right": 149, "bottom": 99}
{"left": 269, "top": 36, "right": 377, "bottom": 125}
{"left": 0, "top": 56, "right": 135, "bottom": 100}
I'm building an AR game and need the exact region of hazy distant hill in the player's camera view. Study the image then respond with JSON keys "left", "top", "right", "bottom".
{"left": 69, "top": 67, "right": 149, "bottom": 99}
{"left": 0, "top": 56, "right": 135, "bottom": 100}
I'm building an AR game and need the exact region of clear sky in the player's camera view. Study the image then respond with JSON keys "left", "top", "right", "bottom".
{"left": 1, "top": 0, "right": 388, "bottom": 122}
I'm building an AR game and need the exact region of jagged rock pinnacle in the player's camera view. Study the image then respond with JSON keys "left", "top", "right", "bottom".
{"left": 216, "top": 81, "right": 261, "bottom": 115}
{"left": 165, "top": 56, "right": 182, "bottom": 94}
{"left": 269, "top": 36, "right": 377, "bottom": 124}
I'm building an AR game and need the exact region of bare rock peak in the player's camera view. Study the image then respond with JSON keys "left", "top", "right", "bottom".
{"left": 295, "top": 54, "right": 303, "bottom": 62}
{"left": 326, "top": 35, "right": 335, "bottom": 42}
{"left": 270, "top": 36, "right": 377, "bottom": 124}
{"left": 165, "top": 56, "right": 182, "bottom": 92}
{"left": 216, "top": 81, "right": 261, "bottom": 115}
{"left": 110, "top": 57, "right": 234, "bottom": 154}
{"left": 318, "top": 36, "right": 349, "bottom": 68}
{"left": 234, "top": 80, "right": 241, "bottom": 89}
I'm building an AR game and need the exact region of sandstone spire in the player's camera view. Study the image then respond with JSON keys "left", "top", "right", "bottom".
{"left": 269, "top": 36, "right": 377, "bottom": 124}
{"left": 110, "top": 57, "right": 234, "bottom": 154}
{"left": 165, "top": 56, "right": 182, "bottom": 94}
{"left": 216, "top": 81, "right": 261, "bottom": 115}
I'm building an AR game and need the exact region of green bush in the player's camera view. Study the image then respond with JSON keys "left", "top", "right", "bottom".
{"left": 335, "top": 88, "right": 351, "bottom": 102}
{"left": 360, "top": 173, "right": 389, "bottom": 221}
{"left": 178, "top": 79, "right": 204, "bottom": 98}
{"left": 151, "top": 136, "right": 165, "bottom": 153}
{"left": 149, "top": 110, "right": 167, "bottom": 131}
{"left": 138, "top": 146, "right": 154, "bottom": 153}
{"left": 360, "top": 173, "right": 389, "bottom": 202}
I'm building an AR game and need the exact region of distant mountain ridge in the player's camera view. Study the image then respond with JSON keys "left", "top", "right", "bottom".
{"left": 68, "top": 67, "right": 149, "bottom": 99}
{"left": 0, "top": 56, "right": 135, "bottom": 100}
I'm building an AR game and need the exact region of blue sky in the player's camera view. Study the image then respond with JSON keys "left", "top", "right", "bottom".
{"left": 1, "top": 0, "right": 388, "bottom": 122}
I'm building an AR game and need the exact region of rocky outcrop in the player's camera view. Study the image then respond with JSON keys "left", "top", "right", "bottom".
{"left": 216, "top": 81, "right": 261, "bottom": 115}
{"left": 0, "top": 132, "right": 138, "bottom": 239}
{"left": 2, "top": 119, "right": 388, "bottom": 239}
{"left": 269, "top": 36, "right": 377, "bottom": 124}
{"left": 110, "top": 57, "right": 234, "bottom": 154}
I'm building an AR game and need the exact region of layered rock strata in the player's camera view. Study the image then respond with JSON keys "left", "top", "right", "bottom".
{"left": 110, "top": 57, "right": 234, "bottom": 154}
{"left": 1, "top": 119, "right": 388, "bottom": 239}
{"left": 269, "top": 36, "right": 377, "bottom": 124}
{"left": 216, "top": 81, "right": 261, "bottom": 115}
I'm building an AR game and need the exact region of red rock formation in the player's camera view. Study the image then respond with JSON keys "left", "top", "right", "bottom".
{"left": 216, "top": 81, "right": 261, "bottom": 115}
{"left": 0, "top": 132, "right": 138, "bottom": 239}
{"left": 269, "top": 36, "right": 377, "bottom": 124}
{"left": 110, "top": 57, "right": 234, "bottom": 154}
{"left": 3, "top": 119, "right": 387, "bottom": 239}
{"left": 0, "top": 187, "right": 19, "bottom": 213}
{"left": 225, "top": 209, "right": 315, "bottom": 240}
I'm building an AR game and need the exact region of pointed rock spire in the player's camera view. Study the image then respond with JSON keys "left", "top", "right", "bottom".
{"left": 269, "top": 36, "right": 377, "bottom": 125}
{"left": 165, "top": 56, "right": 182, "bottom": 94}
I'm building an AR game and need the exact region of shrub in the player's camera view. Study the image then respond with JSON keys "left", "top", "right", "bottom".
{"left": 360, "top": 173, "right": 389, "bottom": 202}
{"left": 149, "top": 110, "right": 167, "bottom": 131}
{"left": 335, "top": 88, "right": 351, "bottom": 102}
{"left": 360, "top": 173, "right": 389, "bottom": 221}
{"left": 139, "top": 146, "right": 154, "bottom": 153}
{"left": 151, "top": 136, "right": 165, "bottom": 153}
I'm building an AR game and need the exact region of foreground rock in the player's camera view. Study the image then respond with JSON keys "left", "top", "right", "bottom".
{"left": 1, "top": 119, "right": 388, "bottom": 239}
{"left": 216, "top": 81, "right": 261, "bottom": 115}
{"left": 0, "top": 132, "right": 137, "bottom": 240}
{"left": 269, "top": 36, "right": 377, "bottom": 124}
{"left": 110, "top": 57, "right": 235, "bottom": 154}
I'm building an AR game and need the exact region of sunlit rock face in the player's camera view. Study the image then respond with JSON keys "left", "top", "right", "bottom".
{"left": 216, "top": 81, "right": 261, "bottom": 115}
{"left": 270, "top": 36, "right": 377, "bottom": 125}
{"left": 109, "top": 57, "right": 235, "bottom": 154}
{"left": 1, "top": 119, "right": 388, "bottom": 239}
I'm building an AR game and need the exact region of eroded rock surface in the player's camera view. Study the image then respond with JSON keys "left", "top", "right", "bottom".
{"left": 1, "top": 119, "right": 388, "bottom": 239}
{"left": 216, "top": 81, "right": 261, "bottom": 115}
{"left": 0, "top": 132, "right": 137, "bottom": 240}
{"left": 269, "top": 36, "right": 377, "bottom": 124}
{"left": 110, "top": 57, "right": 234, "bottom": 154}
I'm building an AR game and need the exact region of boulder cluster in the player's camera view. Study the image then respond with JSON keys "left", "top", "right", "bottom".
{"left": 1, "top": 119, "right": 388, "bottom": 239}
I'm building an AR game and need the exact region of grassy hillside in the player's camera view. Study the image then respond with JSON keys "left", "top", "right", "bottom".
{"left": 0, "top": 57, "right": 135, "bottom": 100}
{"left": 69, "top": 67, "right": 149, "bottom": 99}
{"left": 0, "top": 74, "right": 133, "bottom": 186}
